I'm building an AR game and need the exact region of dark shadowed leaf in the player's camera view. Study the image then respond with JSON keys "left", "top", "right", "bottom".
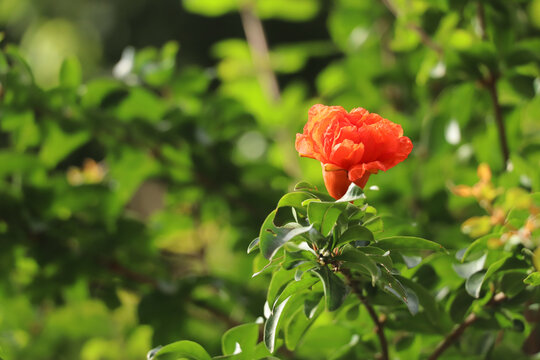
{"left": 311, "top": 267, "right": 347, "bottom": 311}
{"left": 336, "top": 245, "right": 380, "bottom": 284}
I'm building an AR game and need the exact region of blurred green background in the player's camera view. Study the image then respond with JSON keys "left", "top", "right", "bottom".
{"left": 1, "top": 0, "right": 539, "bottom": 359}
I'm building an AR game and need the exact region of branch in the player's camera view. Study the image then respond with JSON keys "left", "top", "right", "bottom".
{"left": 477, "top": 2, "right": 510, "bottom": 167}
{"left": 341, "top": 268, "right": 389, "bottom": 360}
{"left": 238, "top": 4, "right": 303, "bottom": 179}
{"left": 239, "top": 3, "right": 281, "bottom": 102}
{"left": 485, "top": 74, "right": 510, "bottom": 166}
{"left": 380, "top": 0, "right": 443, "bottom": 55}
{"left": 428, "top": 292, "right": 507, "bottom": 360}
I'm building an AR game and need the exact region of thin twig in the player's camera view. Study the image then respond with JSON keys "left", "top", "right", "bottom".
{"left": 239, "top": 2, "right": 281, "bottom": 102}
{"left": 428, "top": 292, "right": 507, "bottom": 360}
{"left": 341, "top": 268, "right": 389, "bottom": 360}
{"left": 476, "top": 2, "right": 510, "bottom": 167}
{"left": 238, "top": 3, "right": 303, "bottom": 179}
{"left": 477, "top": 1, "right": 487, "bottom": 41}
{"left": 380, "top": 0, "right": 443, "bottom": 55}
{"left": 485, "top": 74, "right": 510, "bottom": 166}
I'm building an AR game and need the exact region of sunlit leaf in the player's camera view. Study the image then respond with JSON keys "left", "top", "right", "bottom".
{"left": 149, "top": 340, "right": 212, "bottom": 360}
{"left": 376, "top": 236, "right": 444, "bottom": 252}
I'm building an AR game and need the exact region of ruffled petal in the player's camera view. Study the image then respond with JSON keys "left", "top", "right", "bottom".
{"left": 330, "top": 140, "right": 364, "bottom": 169}
{"left": 295, "top": 133, "right": 326, "bottom": 162}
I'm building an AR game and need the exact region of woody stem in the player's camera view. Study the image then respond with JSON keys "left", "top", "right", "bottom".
{"left": 341, "top": 268, "right": 389, "bottom": 360}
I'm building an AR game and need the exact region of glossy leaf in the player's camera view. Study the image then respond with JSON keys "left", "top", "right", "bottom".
{"left": 310, "top": 267, "right": 347, "bottom": 311}
{"left": 307, "top": 201, "right": 347, "bottom": 236}
{"left": 259, "top": 210, "right": 313, "bottom": 260}
{"left": 277, "top": 192, "right": 315, "bottom": 214}
{"left": 247, "top": 237, "right": 260, "bottom": 254}
{"left": 335, "top": 225, "right": 373, "bottom": 247}
{"left": 336, "top": 245, "right": 380, "bottom": 284}
{"left": 376, "top": 236, "right": 444, "bottom": 252}
{"left": 453, "top": 254, "right": 487, "bottom": 279}
{"left": 149, "top": 340, "right": 212, "bottom": 360}
{"left": 465, "top": 270, "right": 486, "bottom": 298}
{"left": 336, "top": 183, "right": 365, "bottom": 203}
{"left": 264, "top": 296, "right": 291, "bottom": 353}
{"left": 222, "top": 323, "right": 259, "bottom": 356}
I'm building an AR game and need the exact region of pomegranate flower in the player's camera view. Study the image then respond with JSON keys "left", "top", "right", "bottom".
{"left": 295, "top": 104, "right": 413, "bottom": 199}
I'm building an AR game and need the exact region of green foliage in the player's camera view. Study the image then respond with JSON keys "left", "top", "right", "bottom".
{"left": 2, "top": 0, "right": 540, "bottom": 359}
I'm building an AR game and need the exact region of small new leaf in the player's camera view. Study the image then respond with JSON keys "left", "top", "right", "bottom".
{"left": 336, "top": 183, "right": 365, "bottom": 203}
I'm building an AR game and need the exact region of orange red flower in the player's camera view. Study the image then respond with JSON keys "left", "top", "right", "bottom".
{"left": 295, "top": 104, "right": 413, "bottom": 199}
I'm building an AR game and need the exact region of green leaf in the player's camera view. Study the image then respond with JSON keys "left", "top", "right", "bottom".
{"left": 465, "top": 270, "right": 486, "bottom": 298}
{"left": 336, "top": 245, "right": 380, "bottom": 284}
{"left": 247, "top": 238, "right": 259, "bottom": 254}
{"left": 39, "top": 122, "right": 90, "bottom": 168}
{"left": 453, "top": 254, "right": 487, "bottom": 279}
{"left": 267, "top": 268, "right": 295, "bottom": 308}
{"left": 310, "top": 266, "right": 347, "bottom": 311}
{"left": 114, "top": 87, "right": 167, "bottom": 123}
{"left": 294, "top": 181, "right": 317, "bottom": 191}
{"left": 501, "top": 272, "right": 527, "bottom": 297}
{"left": 303, "top": 292, "right": 323, "bottom": 319}
{"left": 264, "top": 296, "right": 291, "bottom": 353}
{"left": 275, "top": 275, "right": 318, "bottom": 306}
{"left": 360, "top": 246, "right": 393, "bottom": 269}
{"left": 363, "top": 215, "right": 384, "bottom": 233}
{"left": 282, "top": 249, "right": 316, "bottom": 270}
{"left": 260, "top": 221, "right": 313, "bottom": 260}
{"left": 449, "top": 288, "right": 474, "bottom": 322}
{"left": 524, "top": 272, "right": 540, "bottom": 286}
{"left": 403, "top": 287, "right": 419, "bottom": 315}
{"left": 307, "top": 201, "right": 347, "bottom": 236}
{"left": 59, "top": 56, "right": 82, "bottom": 88}
{"left": 375, "top": 236, "right": 444, "bottom": 252}
{"left": 335, "top": 225, "right": 373, "bottom": 247}
{"left": 284, "top": 303, "right": 322, "bottom": 351}
{"left": 182, "top": 0, "right": 239, "bottom": 16}
{"left": 294, "top": 182, "right": 334, "bottom": 201}
{"left": 461, "top": 233, "right": 502, "bottom": 262}
{"left": 379, "top": 270, "right": 407, "bottom": 303}
{"left": 222, "top": 323, "right": 259, "bottom": 356}
{"left": 401, "top": 254, "right": 422, "bottom": 269}
{"left": 149, "top": 340, "right": 212, "bottom": 360}
{"left": 398, "top": 277, "right": 442, "bottom": 326}
{"left": 336, "top": 183, "right": 365, "bottom": 203}
{"left": 256, "top": 0, "right": 320, "bottom": 21}
{"left": 277, "top": 192, "right": 315, "bottom": 214}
